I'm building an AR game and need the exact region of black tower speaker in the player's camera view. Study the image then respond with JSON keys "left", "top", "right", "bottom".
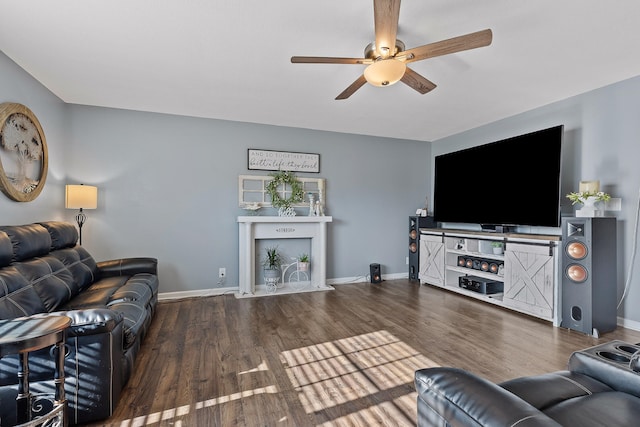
{"left": 370, "top": 263, "right": 382, "bottom": 284}
{"left": 409, "top": 216, "right": 436, "bottom": 281}
{"left": 561, "top": 217, "right": 617, "bottom": 336}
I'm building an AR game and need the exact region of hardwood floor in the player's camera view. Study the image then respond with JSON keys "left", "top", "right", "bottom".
{"left": 89, "top": 280, "right": 640, "bottom": 426}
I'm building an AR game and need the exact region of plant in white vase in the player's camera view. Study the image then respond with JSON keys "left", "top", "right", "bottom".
{"left": 567, "top": 191, "right": 611, "bottom": 217}
{"left": 491, "top": 241, "right": 504, "bottom": 255}
{"left": 262, "top": 246, "right": 284, "bottom": 281}
{"left": 297, "top": 253, "right": 310, "bottom": 272}
{"left": 566, "top": 191, "right": 611, "bottom": 206}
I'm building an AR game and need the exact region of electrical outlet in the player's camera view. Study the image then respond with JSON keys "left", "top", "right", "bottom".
{"left": 405, "top": 256, "right": 409, "bottom": 265}
{"left": 218, "top": 267, "right": 226, "bottom": 278}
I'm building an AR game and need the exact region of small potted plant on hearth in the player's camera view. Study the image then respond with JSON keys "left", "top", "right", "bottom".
{"left": 297, "top": 253, "right": 310, "bottom": 272}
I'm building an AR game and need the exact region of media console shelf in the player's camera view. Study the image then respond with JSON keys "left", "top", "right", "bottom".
{"left": 419, "top": 228, "right": 561, "bottom": 325}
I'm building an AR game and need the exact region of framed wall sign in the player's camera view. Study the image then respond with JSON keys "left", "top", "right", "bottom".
{"left": 0, "top": 103, "right": 48, "bottom": 202}
{"left": 248, "top": 149, "right": 320, "bottom": 173}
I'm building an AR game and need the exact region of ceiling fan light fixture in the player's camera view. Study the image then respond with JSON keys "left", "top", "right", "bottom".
{"left": 363, "top": 58, "right": 406, "bottom": 87}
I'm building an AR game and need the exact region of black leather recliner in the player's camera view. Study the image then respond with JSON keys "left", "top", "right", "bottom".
{"left": 415, "top": 341, "right": 640, "bottom": 426}
{"left": 0, "top": 221, "right": 158, "bottom": 425}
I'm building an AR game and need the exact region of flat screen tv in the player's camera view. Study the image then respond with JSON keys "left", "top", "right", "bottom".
{"left": 433, "top": 125, "right": 563, "bottom": 230}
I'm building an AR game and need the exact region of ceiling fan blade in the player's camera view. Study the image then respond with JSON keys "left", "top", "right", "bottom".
{"left": 374, "top": 0, "right": 401, "bottom": 57}
{"left": 335, "top": 75, "right": 367, "bottom": 100}
{"left": 400, "top": 29, "right": 493, "bottom": 63}
{"left": 401, "top": 67, "right": 436, "bottom": 94}
{"left": 291, "top": 56, "right": 369, "bottom": 65}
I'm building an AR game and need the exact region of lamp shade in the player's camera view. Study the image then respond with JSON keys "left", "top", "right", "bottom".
{"left": 65, "top": 185, "right": 98, "bottom": 209}
{"left": 363, "top": 59, "right": 406, "bottom": 87}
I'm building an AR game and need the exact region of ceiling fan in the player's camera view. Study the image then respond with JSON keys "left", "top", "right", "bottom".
{"left": 291, "top": 0, "right": 492, "bottom": 100}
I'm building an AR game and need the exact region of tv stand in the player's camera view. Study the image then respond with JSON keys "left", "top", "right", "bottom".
{"left": 419, "top": 228, "right": 561, "bottom": 325}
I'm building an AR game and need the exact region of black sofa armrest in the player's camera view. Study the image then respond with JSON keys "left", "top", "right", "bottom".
{"left": 31, "top": 308, "right": 124, "bottom": 336}
{"left": 568, "top": 341, "right": 640, "bottom": 399}
{"left": 415, "top": 367, "right": 562, "bottom": 427}
{"left": 97, "top": 257, "right": 158, "bottom": 277}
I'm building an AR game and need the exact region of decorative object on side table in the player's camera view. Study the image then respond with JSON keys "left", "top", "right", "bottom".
{"left": 0, "top": 102, "right": 48, "bottom": 202}
{"left": 265, "top": 170, "right": 305, "bottom": 217}
{"left": 263, "top": 246, "right": 284, "bottom": 293}
{"left": 567, "top": 180, "right": 611, "bottom": 218}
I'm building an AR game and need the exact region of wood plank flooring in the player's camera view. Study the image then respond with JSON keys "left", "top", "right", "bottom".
{"left": 88, "top": 280, "right": 640, "bottom": 426}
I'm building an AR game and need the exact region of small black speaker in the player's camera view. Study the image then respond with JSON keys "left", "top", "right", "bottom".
{"left": 409, "top": 216, "right": 436, "bottom": 281}
{"left": 370, "top": 263, "right": 382, "bottom": 284}
{"left": 561, "top": 217, "right": 617, "bottom": 336}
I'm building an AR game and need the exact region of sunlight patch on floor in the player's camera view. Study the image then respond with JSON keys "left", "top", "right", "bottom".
{"left": 115, "top": 330, "right": 437, "bottom": 426}
{"left": 280, "top": 329, "right": 438, "bottom": 424}
{"left": 115, "top": 385, "right": 278, "bottom": 426}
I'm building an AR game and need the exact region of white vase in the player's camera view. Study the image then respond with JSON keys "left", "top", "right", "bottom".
{"left": 576, "top": 196, "right": 603, "bottom": 217}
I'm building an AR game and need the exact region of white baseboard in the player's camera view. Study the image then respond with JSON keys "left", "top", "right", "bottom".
{"left": 158, "top": 287, "right": 237, "bottom": 301}
{"left": 158, "top": 273, "right": 409, "bottom": 300}
{"left": 327, "top": 272, "right": 408, "bottom": 285}
{"left": 618, "top": 316, "right": 640, "bottom": 332}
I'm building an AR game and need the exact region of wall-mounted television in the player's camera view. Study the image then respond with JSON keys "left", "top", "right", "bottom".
{"left": 433, "top": 125, "right": 563, "bottom": 230}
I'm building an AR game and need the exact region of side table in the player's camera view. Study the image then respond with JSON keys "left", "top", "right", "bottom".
{"left": 0, "top": 316, "right": 71, "bottom": 427}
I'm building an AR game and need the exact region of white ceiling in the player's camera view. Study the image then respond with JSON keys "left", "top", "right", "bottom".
{"left": 2, "top": 1, "right": 640, "bottom": 142}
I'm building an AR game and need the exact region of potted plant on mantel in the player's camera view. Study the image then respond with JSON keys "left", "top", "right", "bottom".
{"left": 263, "top": 246, "right": 284, "bottom": 283}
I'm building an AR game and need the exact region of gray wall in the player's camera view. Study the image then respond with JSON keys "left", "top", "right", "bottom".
{"left": 0, "top": 49, "right": 430, "bottom": 293}
{"left": 64, "top": 106, "right": 430, "bottom": 292}
{"left": 431, "top": 75, "right": 640, "bottom": 326}
{"left": 0, "top": 51, "right": 69, "bottom": 221}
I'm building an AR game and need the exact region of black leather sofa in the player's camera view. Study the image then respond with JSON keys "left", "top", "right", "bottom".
{"left": 0, "top": 221, "right": 158, "bottom": 425}
{"left": 415, "top": 341, "right": 640, "bottom": 426}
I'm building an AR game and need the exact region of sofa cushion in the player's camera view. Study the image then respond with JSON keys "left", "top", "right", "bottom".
{"left": 49, "top": 247, "right": 98, "bottom": 293}
{"left": 12, "top": 256, "right": 74, "bottom": 312}
{"left": 110, "top": 281, "right": 153, "bottom": 307}
{"left": 500, "top": 371, "right": 614, "bottom": 411}
{"left": 0, "top": 266, "right": 47, "bottom": 318}
{"left": 0, "top": 232, "right": 12, "bottom": 268}
{"left": 38, "top": 221, "right": 78, "bottom": 250}
{"left": 60, "top": 276, "right": 128, "bottom": 309}
{"left": 544, "top": 391, "right": 640, "bottom": 426}
{"left": 0, "top": 224, "right": 51, "bottom": 262}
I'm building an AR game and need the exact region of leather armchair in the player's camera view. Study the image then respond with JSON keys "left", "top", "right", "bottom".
{"left": 415, "top": 341, "right": 640, "bottom": 426}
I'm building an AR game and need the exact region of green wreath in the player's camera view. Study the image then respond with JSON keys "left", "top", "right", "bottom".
{"left": 265, "top": 170, "right": 304, "bottom": 209}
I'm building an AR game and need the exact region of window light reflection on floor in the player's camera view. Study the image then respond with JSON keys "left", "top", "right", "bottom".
{"left": 280, "top": 330, "right": 438, "bottom": 425}
{"left": 115, "top": 330, "right": 437, "bottom": 426}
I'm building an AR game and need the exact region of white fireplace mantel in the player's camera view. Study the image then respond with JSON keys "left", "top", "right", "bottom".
{"left": 237, "top": 216, "right": 333, "bottom": 297}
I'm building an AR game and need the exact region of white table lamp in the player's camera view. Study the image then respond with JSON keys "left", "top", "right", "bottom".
{"left": 65, "top": 184, "right": 98, "bottom": 245}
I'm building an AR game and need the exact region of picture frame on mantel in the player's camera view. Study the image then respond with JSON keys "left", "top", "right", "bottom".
{"left": 248, "top": 149, "right": 320, "bottom": 173}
